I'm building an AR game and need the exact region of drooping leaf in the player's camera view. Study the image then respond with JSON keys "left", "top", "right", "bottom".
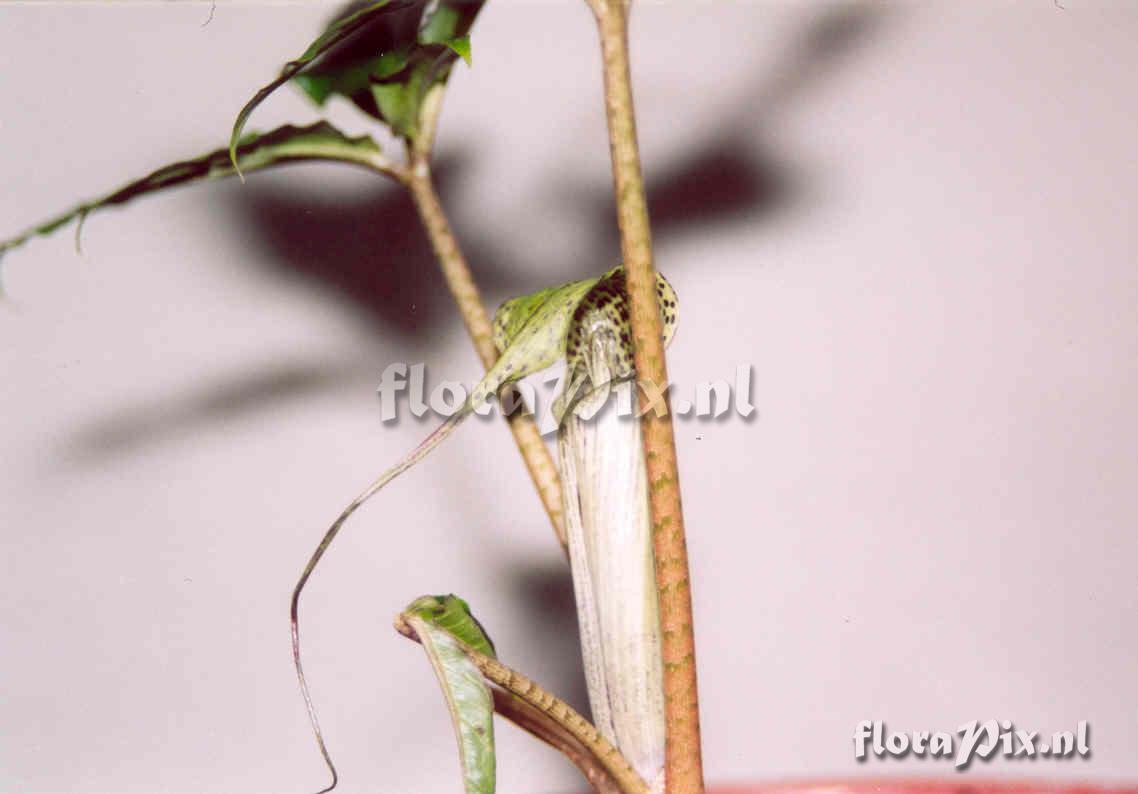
{"left": 228, "top": 0, "right": 405, "bottom": 168}
{"left": 0, "top": 123, "right": 383, "bottom": 258}
{"left": 399, "top": 595, "right": 496, "bottom": 794}
{"left": 396, "top": 594, "right": 652, "bottom": 794}
{"left": 230, "top": 0, "right": 484, "bottom": 162}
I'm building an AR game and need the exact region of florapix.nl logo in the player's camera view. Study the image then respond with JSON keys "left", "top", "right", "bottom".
{"left": 375, "top": 362, "right": 757, "bottom": 434}
{"left": 854, "top": 720, "right": 1091, "bottom": 769}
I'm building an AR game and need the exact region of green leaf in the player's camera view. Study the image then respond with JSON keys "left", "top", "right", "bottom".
{"left": 230, "top": 0, "right": 484, "bottom": 162}
{"left": 444, "top": 36, "right": 472, "bottom": 65}
{"left": 400, "top": 595, "right": 496, "bottom": 794}
{"left": 228, "top": 0, "right": 407, "bottom": 170}
{"left": 370, "top": 69, "right": 427, "bottom": 140}
{"left": 1, "top": 122, "right": 383, "bottom": 258}
{"left": 404, "top": 594, "right": 497, "bottom": 658}
{"left": 293, "top": 73, "right": 338, "bottom": 106}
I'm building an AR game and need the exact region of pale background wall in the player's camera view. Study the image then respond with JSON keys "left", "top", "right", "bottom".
{"left": 1, "top": 2, "right": 1135, "bottom": 793}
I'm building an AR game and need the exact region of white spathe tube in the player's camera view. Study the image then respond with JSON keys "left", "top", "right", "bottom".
{"left": 557, "top": 330, "right": 665, "bottom": 793}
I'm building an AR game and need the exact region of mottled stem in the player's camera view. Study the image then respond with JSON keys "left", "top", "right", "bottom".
{"left": 491, "top": 689, "right": 623, "bottom": 794}
{"left": 584, "top": 1, "right": 704, "bottom": 791}
{"left": 469, "top": 651, "right": 650, "bottom": 794}
{"left": 402, "top": 88, "right": 566, "bottom": 549}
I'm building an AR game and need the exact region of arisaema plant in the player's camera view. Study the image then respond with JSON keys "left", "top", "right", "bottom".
{"left": 1, "top": 1, "right": 703, "bottom": 792}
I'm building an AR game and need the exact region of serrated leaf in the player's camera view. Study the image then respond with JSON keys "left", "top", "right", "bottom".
{"left": 231, "top": 0, "right": 482, "bottom": 159}
{"left": 401, "top": 595, "right": 496, "bottom": 794}
{"left": 1, "top": 122, "right": 383, "bottom": 257}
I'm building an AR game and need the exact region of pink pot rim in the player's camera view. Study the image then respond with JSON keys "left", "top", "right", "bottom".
{"left": 703, "top": 780, "right": 1138, "bottom": 794}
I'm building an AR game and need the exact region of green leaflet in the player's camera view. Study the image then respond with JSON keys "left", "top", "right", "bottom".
{"left": 400, "top": 596, "right": 497, "bottom": 794}
{"left": 230, "top": 0, "right": 484, "bottom": 166}
{"left": 0, "top": 122, "right": 382, "bottom": 258}
{"left": 404, "top": 595, "right": 497, "bottom": 658}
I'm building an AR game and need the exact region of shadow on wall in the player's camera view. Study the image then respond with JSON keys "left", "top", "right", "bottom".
{"left": 62, "top": 360, "right": 372, "bottom": 463}
{"left": 564, "top": 2, "right": 888, "bottom": 263}
{"left": 67, "top": 3, "right": 889, "bottom": 462}
{"left": 60, "top": 1, "right": 890, "bottom": 719}
{"left": 235, "top": 153, "right": 525, "bottom": 339}
{"left": 502, "top": 559, "right": 593, "bottom": 716}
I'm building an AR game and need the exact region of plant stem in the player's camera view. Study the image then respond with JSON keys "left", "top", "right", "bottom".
{"left": 491, "top": 689, "right": 623, "bottom": 794}
{"left": 466, "top": 646, "right": 650, "bottom": 794}
{"left": 396, "top": 612, "right": 647, "bottom": 794}
{"left": 403, "top": 166, "right": 498, "bottom": 363}
{"left": 585, "top": 1, "right": 704, "bottom": 791}
{"left": 402, "top": 89, "right": 566, "bottom": 547}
